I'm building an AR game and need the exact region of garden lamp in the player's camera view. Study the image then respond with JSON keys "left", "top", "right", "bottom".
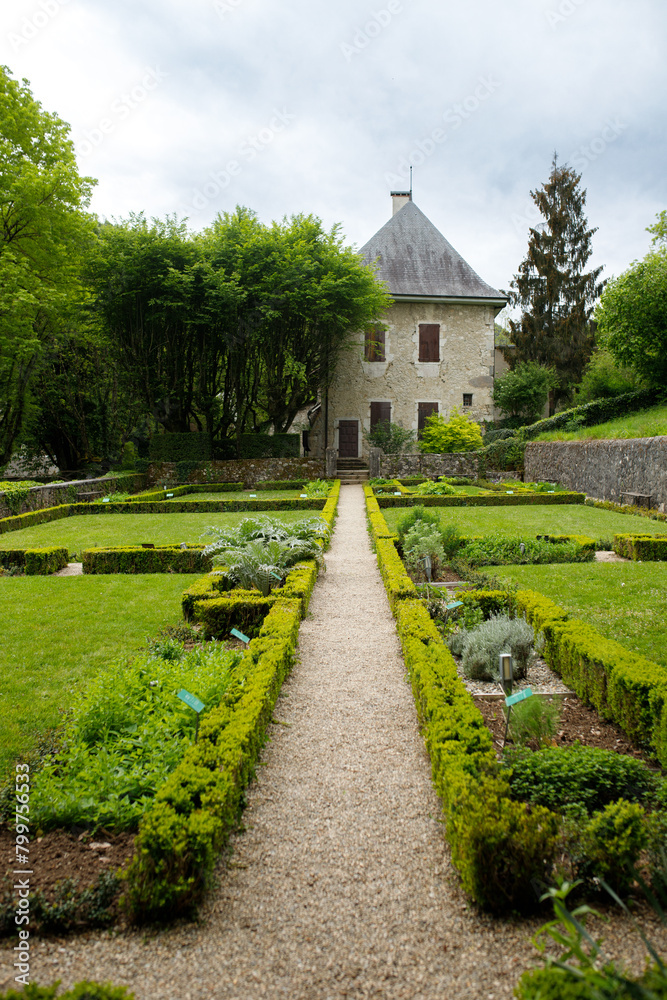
{"left": 499, "top": 652, "right": 513, "bottom": 694}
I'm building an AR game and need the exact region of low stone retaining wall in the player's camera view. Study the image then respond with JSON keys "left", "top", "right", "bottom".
{"left": 375, "top": 452, "right": 489, "bottom": 479}
{"left": 524, "top": 437, "right": 667, "bottom": 510}
{"left": 145, "top": 457, "right": 324, "bottom": 488}
{"left": 0, "top": 473, "right": 146, "bottom": 520}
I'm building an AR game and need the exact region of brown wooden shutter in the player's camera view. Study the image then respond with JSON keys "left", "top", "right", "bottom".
{"left": 370, "top": 401, "right": 391, "bottom": 429}
{"left": 418, "top": 401, "right": 439, "bottom": 437}
{"left": 418, "top": 324, "right": 440, "bottom": 362}
{"left": 365, "top": 327, "right": 386, "bottom": 362}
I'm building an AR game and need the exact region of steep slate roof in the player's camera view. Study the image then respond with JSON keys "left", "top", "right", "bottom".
{"left": 359, "top": 200, "right": 505, "bottom": 302}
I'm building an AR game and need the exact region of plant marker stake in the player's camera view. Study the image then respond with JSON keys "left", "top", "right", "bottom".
{"left": 230, "top": 627, "right": 250, "bottom": 647}
{"left": 446, "top": 600, "right": 463, "bottom": 611}
{"left": 177, "top": 688, "right": 205, "bottom": 742}
{"left": 500, "top": 652, "right": 514, "bottom": 748}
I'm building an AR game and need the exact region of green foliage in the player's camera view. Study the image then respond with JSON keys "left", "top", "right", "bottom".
{"left": 419, "top": 407, "right": 484, "bottom": 454}
{"left": 302, "top": 479, "right": 332, "bottom": 498}
{"left": 492, "top": 361, "right": 558, "bottom": 423}
{"left": 0, "top": 481, "right": 41, "bottom": 515}
{"left": 402, "top": 522, "right": 445, "bottom": 579}
{"left": 395, "top": 505, "right": 443, "bottom": 545}
{"left": 232, "top": 433, "right": 300, "bottom": 459}
{"left": 459, "top": 535, "right": 594, "bottom": 567}
{"left": 575, "top": 346, "right": 645, "bottom": 403}
{"left": 0, "top": 983, "right": 134, "bottom": 1000}
{"left": 455, "top": 613, "right": 535, "bottom": 682}
{"left": 581, "top": 799, "right": 647, "bottom": 892}
{"left": 0, "top": 546, "right": 68, "bottom": 575}
{"left": 507, "top": 155, "right": 604, "bottom": 405}
{"left": 509, "top": 696, "right": 561, "bottom": 748}
{"left": 505, "top": 745, "right": 657, "bottom": 814}
{"left": 524, "top": 388, "right": 660, "bottom": 440}
{"left": 123, "top": 597, "right": 303, "bottom": 922}
{"left": 614, "top": 534, "right": 667, "bottom": 561}
{"left": 29, "top": 642, "right": 241, "bottom": 831}
{"left": 149, "top": 433, "right": 212, "bottom": 462}
{"left": 364, "top": 419, "right": 416, "bottom": 454}
{"left": 411, "top": 480, "right": 456, "bottom": 495}
{"left": 82, "top": 545, "right": 210, "bottom": 575}
{"left": 595, "top": 231, "right": 667, "bottom": 390}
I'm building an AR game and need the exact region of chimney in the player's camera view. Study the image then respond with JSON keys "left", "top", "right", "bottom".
{"left": 391, "top": 190, "right": 411, "bottom": 216}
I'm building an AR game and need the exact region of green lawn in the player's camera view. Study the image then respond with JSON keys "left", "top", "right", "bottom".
{"left": 0, "top": 574, "right": 200, "bottom": 780}
{"left": 534, "top": 403, "right": 667, "bottom": 442}
{"left": 382, "top": 503, "right": 667, "bottom": 542}
{"left": 492, "top": 562, "right": 667, "bottom": 668}
{"left": 0, "top": 510, "right": 315, "bottom": 555}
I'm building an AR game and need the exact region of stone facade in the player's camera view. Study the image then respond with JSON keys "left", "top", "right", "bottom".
{"left": 145, "top": 457, "right": 324, "bottom": 488}
{"left": 524, "top": 437, "right": 667, "bottom": 509}
{"left": 322, "top": 300, "right": 496, "bottom": 460}
{"left": 378, "top": 452, "right": 487, "bottom": 479}
{"left": 0, "top": 473, "right": 146, "bottom": 520}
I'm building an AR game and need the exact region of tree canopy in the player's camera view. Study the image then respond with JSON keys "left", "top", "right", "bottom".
{"left": 506, "top": 155, "right": 604, "bottom": 406}
{"left": 595, "top": 213, "right": 667, "bottom": 391}
{"left": 492, "top": 361, "right": 558, "bottom": 424}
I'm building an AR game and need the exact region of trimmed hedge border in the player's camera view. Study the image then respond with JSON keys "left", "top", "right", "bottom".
{"left": 585, "top": 496, "right": 667, "bottom": 523}
{"left": 516, "top": 588, "right": 667, "bottom": 768}
{"left": 613, "top": 534, "right": 667, "bottom": 560}
{"left": 375, "top": 491, "right": 585, "bottom": 509}
{"left": 122, "top": 487, "right": 340, "bottom": 922}
{"left": 363, "top": 488, "right": 667, "bottom": 914}
{"left": 0, "top": 546, "right": 68, "bottom": 575}
{"left": 255, "top": 479, "right": 307, "bottom": 490}
{"left": 82, "top": 545, "right": 212, "bottom": 575}
{"left": 131, "top": 483, "right": 244, "bottom": 501}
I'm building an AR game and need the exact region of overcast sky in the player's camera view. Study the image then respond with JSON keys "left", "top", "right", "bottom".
{"left": 1, "top": 0, "right": 665, "bottom": 297}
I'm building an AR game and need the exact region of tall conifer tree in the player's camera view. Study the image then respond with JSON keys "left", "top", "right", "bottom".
{"left": 506, "top": 155, "right": 604, "bottom": 407}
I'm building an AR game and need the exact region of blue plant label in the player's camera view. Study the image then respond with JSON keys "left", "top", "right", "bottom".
{"left": 102, "top": 498, "right": 109, "bottom": 503}
{"left": 166, "top": 493, "right": 174, "bottom": 498}
{"left": 446, "top": 601, "right": 463, "bottom": 610}
{"left": 300, "top": 494, "right": 307, "bottom": 497}
{"left": 177, "top": 689, "right": 205, "bottom": 713}
{"left": 505, "top": 687, "right": 533, "bottom": 707}
{"left": 249, "top": 494, "right": 257, "bottom": 497}
{"left": 230, "top": 627, "right": 250, "bottom": 644}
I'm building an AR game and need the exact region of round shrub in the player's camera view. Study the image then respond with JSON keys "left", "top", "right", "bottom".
{"left": 454, "top": 613, "right": 535, "bottom": 681}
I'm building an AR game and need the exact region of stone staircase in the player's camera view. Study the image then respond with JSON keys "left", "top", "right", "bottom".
{"left": 336, "top": 458, "right": 369, "bottom": 485}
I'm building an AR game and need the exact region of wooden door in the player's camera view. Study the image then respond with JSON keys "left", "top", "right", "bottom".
{"left": 338, "top": 420, "right": 359, "bottom": 458}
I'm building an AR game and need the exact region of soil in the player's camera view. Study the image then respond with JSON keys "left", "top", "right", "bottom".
{"left": 474, "top": 693, "right": 660, "bottom": 764}
{"left": 0, "top": 828, "right": 134, "bottom": 934}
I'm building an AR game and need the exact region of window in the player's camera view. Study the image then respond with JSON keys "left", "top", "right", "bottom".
{"left": 418, "top": 323, "right": 440, "bottom": 362}
{"left": 364, "top": 326, "right": 386, "bottom": 362}
{"left": 417, "top": 401, "right": 438, "bottom": 438}
{"left": 463, "top": 393, "right": 473, "bottom": 407}
{"left": 370, "top": 401, "right": 391, "bottom": 430}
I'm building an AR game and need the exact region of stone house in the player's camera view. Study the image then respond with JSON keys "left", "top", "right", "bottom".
{"left": 310, "top": 192, "right": 507, "bottom": 461}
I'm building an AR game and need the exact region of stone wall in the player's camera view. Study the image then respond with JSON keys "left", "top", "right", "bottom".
{"left": 524, "top": 437, "right": 667, "bottom": 509}
{"left": 0, "top": 473, "right": 146, "bottom": 520}
{"left": 379, "top": 452, "right": 484, "bottom": 479}
{"left": 146, "top": 457, "right": 324, "bottom": 487}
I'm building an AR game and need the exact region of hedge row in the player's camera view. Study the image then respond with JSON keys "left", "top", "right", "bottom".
{"left": 520, "top": 387, "right": 660, "bottom": 441}
{"left": 0, "top": 503, "right": 72, "bottom": 535}
{"left": 132, "top": 483, "right": 244, "bottom": 502}
{"left": 393, "top": 598, "right": 559, "bottom": 913}
{"left": 0, "top": 546, "right": 68, "bottom": 574}
{"left": 255, "top": 479, "right": 307, "bottom": 490}
{"left": 613, "top": 533, "right": 667, "bottom": 560}
{"left": 585, "top": 496, "right": 667, "bottom": 523}
{"left": 516, "top": 589, "right": 667, "bottom": 768}
{"left": 376, "top": 491, "right": 585, "bottom": 509}
{"left": 82, "top": 545, "right": 211, "bottom": 575}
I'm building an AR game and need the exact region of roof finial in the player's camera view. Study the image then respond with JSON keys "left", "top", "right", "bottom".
{"left": 410, "top": 165, "right": 413, "bottom": 200}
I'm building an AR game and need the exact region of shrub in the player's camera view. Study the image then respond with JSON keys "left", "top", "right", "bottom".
{"left": 82, "top": 546, "right": 210, "bottom": 574}
{"left": 0, "top": 547, "right": 68, "bottom": 575}
{"left": 492, "top": 361, "right": 558, "bottom": 424}
{"left": 509, "top": 696, "right": 560, "bottom": 749}
{"left": 364, "top": 419, "right": 416, "bottom": 453}
{"left": 520, "top": 387, "right": 659, "bottom": 441}
{"left": 457, "top": 613, "right": 535, "bottom": 682}
{"left": 419, "top": 407, "right": 483, "bottom": 453}
{"left": 411, "top": 480, "right": 456, "bottom": 496}
{"left": 581, "top": 799, "right": 647, "bottom": 893}
{"left": 613, "top": 533, "right": 667, "bottom": 561}
{"left": 395, "top": 505, "right": 442, "bottom": 545}
{"left": 459, "top": 536, "right": 594, "bottom": 567}
{"left": 302, "top": 479, "right": 332, "bottom": 498}
{"left": 402, "top": 522, "right": 445, "bottom": 579}
{"left": 149, "top": 433, "right": 212, "bottom": 462}
{"left": 505, "top": 744, "right": 657, "bottom": 815}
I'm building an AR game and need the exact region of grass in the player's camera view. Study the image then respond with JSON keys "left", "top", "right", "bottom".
{"left": 0, "top": 510, "right": 316, "bottom": 554}
{"left": 534, "top": 403, "right": 667, "bottom": 441}
{"left": 0, "top": 574, "right": 201, "bottom": 781}
{"left": 382, "top": 504, "right": 667, "bottom": 542}
{"left": 492, "top": 562, "right": 667, "bottom": 668}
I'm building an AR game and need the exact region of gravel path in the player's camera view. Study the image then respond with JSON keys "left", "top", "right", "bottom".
{"left": 2, "top": 486, "right": 665, "bottom": 998}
